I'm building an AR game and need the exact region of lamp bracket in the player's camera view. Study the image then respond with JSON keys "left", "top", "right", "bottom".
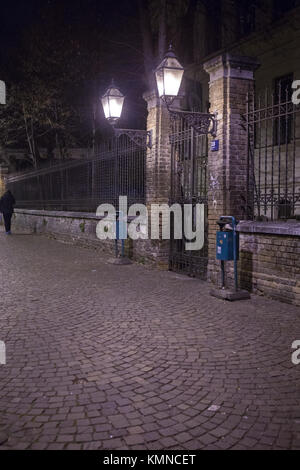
{"left": 114, "top": 128, "right": 152, "bottom": 149}
{"left": 167, "top": 105, "right": 217, "bottom": 137}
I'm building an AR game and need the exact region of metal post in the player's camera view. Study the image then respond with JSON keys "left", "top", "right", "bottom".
{"left": 232, "top": 217, "right": 238, "bottom": 292}
{"left": 221, "top": 260, "right": 225, "bottom": 289}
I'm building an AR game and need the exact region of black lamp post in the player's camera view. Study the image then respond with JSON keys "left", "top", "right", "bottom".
{"left": 155, "top": 45, "right": 217, "bottom": 136}
{"left": 101, "top": 80, "right": 152, "bottom": 149}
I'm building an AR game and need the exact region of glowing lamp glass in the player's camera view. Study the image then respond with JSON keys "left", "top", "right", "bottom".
{"left": 155, "top": 51, "right": 184, "bottom": 102}
{"left": 101, "top": 83, "right": 124, "bottom": 123}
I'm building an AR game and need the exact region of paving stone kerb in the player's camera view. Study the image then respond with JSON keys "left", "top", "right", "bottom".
{"left": 0, "top": 231, "right": 300, "bottom": 450}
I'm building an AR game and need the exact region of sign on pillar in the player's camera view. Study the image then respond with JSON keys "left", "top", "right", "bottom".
{"left": 0, "top": 80, "right": 6, "bottom": 104}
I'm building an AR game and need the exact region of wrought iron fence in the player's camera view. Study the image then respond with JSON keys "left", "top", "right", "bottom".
{"left": 244, "top": 86, "right": 300, "bottom": 220}
{"left": 6, "top": 136, "right": 146, "bottom": 212}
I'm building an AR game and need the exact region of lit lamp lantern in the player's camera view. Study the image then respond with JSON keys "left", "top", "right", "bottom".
{"left": 101, "top": 80, "right": 125, "bottom": 125}
{"left": 155, "top": 45, "right": 184, "bottom": 105}
{"left": 101, "top": 78, "right": 152, "bottom": 148}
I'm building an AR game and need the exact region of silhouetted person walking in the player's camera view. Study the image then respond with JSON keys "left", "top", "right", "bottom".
{"left": 0, "top": 190, "right": 15, "bottom": 234}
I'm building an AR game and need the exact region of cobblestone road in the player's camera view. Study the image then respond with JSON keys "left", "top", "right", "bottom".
{"left": 0, "top": 231, "right": 300, "bottom": 450}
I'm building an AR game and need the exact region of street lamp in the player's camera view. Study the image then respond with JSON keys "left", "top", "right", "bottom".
{"left": 101, "top": 79, "right": 125, "bottom": 126}
{"left": 101, "top": 80, "right": 152, "bottom": 149}
{"left": 155, "top": 45, "right": 217, "bottom": 136}
{"left": 155, "top": 45, "right": 184, "bottom": 106}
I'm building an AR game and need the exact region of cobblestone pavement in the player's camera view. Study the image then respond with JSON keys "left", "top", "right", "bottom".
{"left": 0, "top": 231, "right": 300, "bottom": 450}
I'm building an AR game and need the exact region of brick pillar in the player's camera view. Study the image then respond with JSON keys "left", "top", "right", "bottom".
{"left": 144, "top": 91, "right": 171, "bottom": 205}
{"left": 203, "top": 54, "right": 259, "bottom": 286}
{"left": 139, "top": 91, "right": 172, "bottom": 267}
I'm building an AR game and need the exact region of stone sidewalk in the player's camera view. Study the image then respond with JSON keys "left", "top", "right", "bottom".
{"left": 0, "top": 231, "right": 299, "bottom": 450}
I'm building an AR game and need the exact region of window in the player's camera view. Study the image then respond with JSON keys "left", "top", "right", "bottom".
{"left": 204, "top": 0, "right": 222, "bottom": 55}
{"left": 184, "top": 78, "right": 203, "bottom": 113}
{"left": 237, "top": 1, "right": 256, "bottom": 37}
{"left": 273, "top": 74, "right": 293, "bottom": 146}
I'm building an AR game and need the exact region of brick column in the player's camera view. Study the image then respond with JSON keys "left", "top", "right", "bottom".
{"left": 139, "top": 91, "right": 172, "bottom": 267}
{"left": 143, "top": 91, "right": 171, "bottom": 205}
{"left": 203, "top": 54, "right": 259, "bottom": 286}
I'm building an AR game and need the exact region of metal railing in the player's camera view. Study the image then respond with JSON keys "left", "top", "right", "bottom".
{"left": 6, "top": 136, "right": 146, "bottom": 212}
{"left": 244, "top": 87, "right": 300, "bottom": 220}
{"left": 169, "top": 114, "right": 208, "bottom": 206}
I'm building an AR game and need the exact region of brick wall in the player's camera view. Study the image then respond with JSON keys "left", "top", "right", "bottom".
{"left": 239, "top": 238, "right": 300, "bottom": 307}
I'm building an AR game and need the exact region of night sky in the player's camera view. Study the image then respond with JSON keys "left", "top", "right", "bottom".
{"left": 0, "top": 0, "right": 146, "bottom": 130}
{"left": 0, "top": 0, "right": 142, "bottom": 73}
{"left": 1, "top": 0, "right": 42, "bottom": 57}
{"left": 0, "top": 0, "right": 138, "bottom": 49}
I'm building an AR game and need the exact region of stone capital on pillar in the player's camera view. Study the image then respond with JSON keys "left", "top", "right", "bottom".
{"left": 143, "top": 90, "right": 160, "bottom": 112}
{"left": 204, "top": 53, "right": 260, "bottom": 82}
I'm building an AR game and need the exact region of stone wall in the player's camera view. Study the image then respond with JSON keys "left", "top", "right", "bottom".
{"left": 12, "top": 209, "right": 115, "bottom": 253}
{"left": 12, "top": 209, "right": 167, "bottom": 268}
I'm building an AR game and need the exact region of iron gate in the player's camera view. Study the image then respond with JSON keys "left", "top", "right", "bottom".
{"left": 169, "top": 115, "right": 208, "bottom": 279}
